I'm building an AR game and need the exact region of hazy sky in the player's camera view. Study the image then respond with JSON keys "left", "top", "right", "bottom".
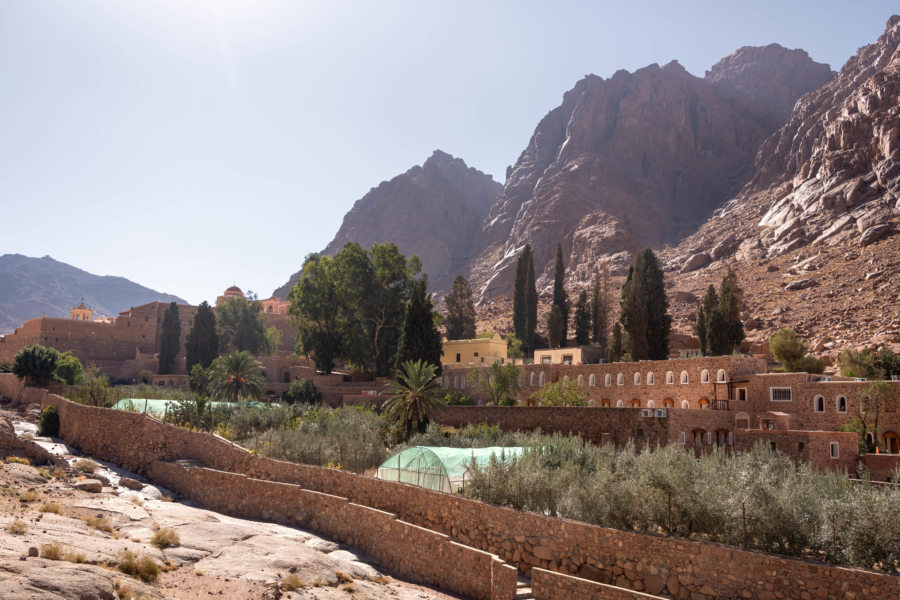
{"left": 1, "top": 1, "right": 896, "bottom": 308}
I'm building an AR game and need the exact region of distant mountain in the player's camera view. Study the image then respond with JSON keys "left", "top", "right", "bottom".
{"left": 0, "top": 254, "right": 187, "bottom": 334}
{"left": 273, "top": 150, "right": 501, "bottom": 298}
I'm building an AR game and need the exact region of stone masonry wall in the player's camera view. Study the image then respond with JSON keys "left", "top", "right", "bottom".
{"left": 149, "top": 461, "right": 516, "bottom": 600}
{"left": 531, "top": 568, "right": 660, "bottom": 600}
{"left": 23, "top": 376, "right": 898, "bottom": 600}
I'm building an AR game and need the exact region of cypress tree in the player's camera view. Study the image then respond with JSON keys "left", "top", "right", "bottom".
{"left": 445, "top": 275, "right": 477, "bottom": 340}
{"left": 608, "top": 322, "right": 624, "bottom": 363}
{"left": 695, "top": 302, "right": 708, "bottom": 356}
{"left": 525, "top": 248, "right": 537, "bottom": 352}
{"left": 512, "top": 246, "right": 530, "bottom": 347}
{"left": 395, "top": 278, "right": 443, "bottom": 373}
{"left": 552, "top": 244, "right": 569, "bottom": 346}
{"left": 574, "top": 290, "right": 591, "bottom": 346}
{"left": 186, "top": 301, "right": 219, "bottom": 371}
{"left": 591, "top": 263, "right": 610, "bottom": 352}
{"left": 547, "top": 305, "right": 564, "bottom": 348}
{"left": 619, "top": 248, "right": 670, "bottom": 361}
{"left": 158, "top": 302, "right": 181, "bottom": 375}
{"left": 719, "top": 265, "right": 745, "bottom": 349}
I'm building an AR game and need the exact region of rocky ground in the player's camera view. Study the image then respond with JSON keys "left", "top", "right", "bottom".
{"left": 0, "top": 408, "right": 462, "bottom": 600}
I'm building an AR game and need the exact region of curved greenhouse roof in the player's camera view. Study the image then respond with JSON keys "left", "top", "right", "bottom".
{"left": 112, "top": 399, "right": 266, "bottom": 415}
{"left": 376, "top": 446, "right": 523, "bottom": 493}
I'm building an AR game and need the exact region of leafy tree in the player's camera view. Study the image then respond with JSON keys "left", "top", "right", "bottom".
{"left": 552, "top": 244, "right": 569, "bottom": 346}
{"left": 207, "top": 350, "right": 265, "bottom": 403}
{"left": 770, "top": 329, "right": 824, "bottom": 373}
{"left": 620, "top": 248, "right": 670, "bottom": 360}
{"left": 395, "top": 278, "right": 443, "bottom": 373}
{"left": 525, "top": 248, "right": 537, "bottom": 353}
{"left": 608, "top": 322, "right": 624, "bottom": 363}
{"left": 263, "top": 326, "right": 282, "bottom": 356}
{"left": 445, "top": 275, "right": 477, "bottom": 340}
{"left": 505, "top": 334, "right": 524, "bottom": 359}
{"left": 591, "top": 263, "right": 610, "bottom": 352}
{"left": 547, "top": 304, "right": 564, "bottom": 348}
{"left": 38, "top": 406, "right": 60, "bottom": 437}
{"left": 839, "top": 347, "right": 900, "bottom": 380}
{"left": 54, "top": 351, "right": 83, "bottom": 385}
{"left": 288, "top": 254, "right": 341, "bottom": 373}
{"left": 217, "top": 296, "right": 268, "bottom": 356}
{"left": 843, "top": 382, "right": 898, "bottom": 452}
{"left": 189, "top": 363, "right": 209, "bottom": 395}
{"left": 158, "top": 302, "right": 181, "bottom": 375}
{"left": 530, "top": 380, "right": 588, "bottom": 406}
{"left": 382, "top": 359, "right": 445, "bottom": 439}
{"left": 12, "top": 345, "right": 60, "bottom": 387}
{"left": 573, "top": 290, "right": 591, "bottom": 346}
{"left": 284, "top": 379, "right": 320, "bottom": 405}
{"left": 185, "top": 301, "right": 218, "bottom": 371}
{"left": 467, "top": 360, "right": 522, "bottom": 405}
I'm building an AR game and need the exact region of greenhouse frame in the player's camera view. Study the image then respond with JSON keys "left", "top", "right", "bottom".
{"left": 376, "top": 446, "right": 523, "bottom": 493}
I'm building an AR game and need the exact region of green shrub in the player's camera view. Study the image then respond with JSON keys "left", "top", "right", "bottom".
{"left": 38, "top": 406, "right": 60, "bottom": 437}
{"left": 443, "top": 391, "right": 474, "bottom": 405}
{"left": 284, "top": 380, "right": 320, "bottom": 405}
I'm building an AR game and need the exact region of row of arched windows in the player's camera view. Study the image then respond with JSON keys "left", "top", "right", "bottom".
{"left": 813, "top": 395, "right": 848, "bottom": 414}
{"left": 574, "top": 368, "right": 728, "bottom": 387}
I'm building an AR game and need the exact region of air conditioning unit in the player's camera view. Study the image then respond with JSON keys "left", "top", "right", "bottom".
{"left": 640, "top": 409, "right": 653, "bottom": 418}
{"left": 854, "top": 377, "right": 867, "bottom": 382}
{"left": 819, "top": 377, "right": 832, "bottom": 382}
{"left": 654, "top": 409, "right": 668, "bottom": 418}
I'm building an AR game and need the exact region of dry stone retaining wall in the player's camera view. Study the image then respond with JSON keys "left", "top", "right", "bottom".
{"left": 531, "top": 568, "right": 661, "bottom": 600}
{"left": 4, "top": 374, "right": 894, "bottom": 600}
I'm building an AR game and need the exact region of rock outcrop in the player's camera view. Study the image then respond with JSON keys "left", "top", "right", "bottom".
{"left": 273, "top": 150, "right": 500, "bottom": 298}
{"left": 470, "top": 48, "right": 833, "bottom": 300}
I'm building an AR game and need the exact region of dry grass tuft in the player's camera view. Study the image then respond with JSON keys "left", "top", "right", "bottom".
{"left": 39, "top": 502, "right": 63, "bottom": 515}
{"left": 117, "top": 550, "right": 160, "bottom": 582}
{"left": 74, "top": 459, "right": 99, "bottom": 473}
{"left": 150, "top": 527, "right": 180, "bottom": 549}
{"left": 281, "top": 573, "right": 306, "bottom": 591}
{"left": 40, "top": 542, "right": 63, "bottom": 560}
{"left": 20, "top": 489, "right": 40, "bottom": 502}
{"left": 335, "top": 571, "right": 353, "bottom": 584}
{"left": 5, "top": 456, "right": 30, "bottom": 465}
{"left": 6, "top": 519, "right": 28, "bottom": 534}
{"left": 51, "top": 467, "right": 66, "bottom": 479}
{"left": 84, "top": 515, "right": 114, "bottom": 533}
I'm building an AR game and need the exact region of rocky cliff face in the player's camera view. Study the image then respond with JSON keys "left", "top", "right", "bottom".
{"left": 471, "top": 47, "right": 833, "bottom": 300}
{"left": 273, "top": 151, "right": 501, "bottom": 299}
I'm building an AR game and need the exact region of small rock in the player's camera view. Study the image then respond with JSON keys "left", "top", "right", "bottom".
{"left": 28, "top": 547, "right": 39, "bottom": 557}
{"left": 681, "top": 252, "right": 711, "bottom": 273}
{"left": 786, "top": 279, "right": 816, "bottom": 291}
{"left": 74, "top": 479, "right": 103, "bottom": 493}
{"left": 859, "top": 224, "right": 892, "bottom": 246}
{"left": 673, "top": 291, "right": 698, "bottom": 303}
{"left": 744, "top": 318, "right": 763, "bottom": 331}
{"left": 766, "top": 264, "right": 779, "bottom": 272}
{"left": 120, "top": 477, "right": 143, "bottom": 490}
{"left": 865, "top": 270, "right": 883, "bottom": 280}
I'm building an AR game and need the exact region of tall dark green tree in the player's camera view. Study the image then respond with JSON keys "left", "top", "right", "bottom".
{"left": 591, "top": 262, "right": 610, "bottom": 352}
{"left": 185, "top": 301, "right": 219, "bottom": 371}
{"left": 395, "top": 278, "right": 443, "bottom": 373}
{"left": 512, "top": 246, "right": 530, "bottom": 346}
{"left": 696, "top": 285, "right": 718, "bottom": 356}
{"left": 608, "top": 322, "right": 624, "bottom": 363}
{"left": 619, "top": 248, "right": 671, "bottom": 360}
{"left": 719, "top": 265, "right": 745, "bottom": 349}
{"left": 12, "top": 345, "right": 60, "bottom": 387}
{"left": 217, "top": 295, "right": 268, "bottom": 356}
{"left": 158, "top": 302, "right": 181, "bottom": 375}
{"left": 547, "top": 304, "right": 564, "bottom": 348}
{"left": 552, "top": 244, "right": 569, "bottom": 346}
{"left": 288, "top": 254, "right": 341, "bottom": 373}
{"left": 573, "top": 290, "right": 591, "bottom": 346}
{"left": 445, "top": 275, "right": 477, "bottom": 340}
{"left": 525, "top": 248, "right": 537, "bottom": 352}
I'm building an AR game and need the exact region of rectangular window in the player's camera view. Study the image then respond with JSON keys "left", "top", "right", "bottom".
{"left": 770, "top": 387, "right": 793, "bottom": 402}
{"left": 737, "top": 388, "right": 747, "bottom": 402}
{"left": 706, "top": 432, "right": 712, "bottom": 445}
{"left": 830, "top": 442, "right": 839, "bottom": 459}
{"left": 680, "top": 432, "right": 686, "bottom": 444}
{"left": 541, "top": 356, "right": 551, "bottom": 364}
{"left": 798, "top": 442, "right": 805, "bottom": 452}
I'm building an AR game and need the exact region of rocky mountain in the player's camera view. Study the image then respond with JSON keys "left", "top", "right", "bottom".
{"left": 273, "top": 150, "right": 501, "bottom": 299}
{"left": 470, "top": 47, "right": 833, "bottom": 300}
{"left": 661, "top": 15, "right": 900, "bottom": 360}
{"left": 0, "top": 254, "right": 186, "bottom": 334}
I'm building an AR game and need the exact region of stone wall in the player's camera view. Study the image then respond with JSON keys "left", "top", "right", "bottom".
{"left": 26, "top": 379, "right": 899, "bottom": 600}
{"left": 149, "top": 461, "right": 516, "bottom": 600}
{"left": 435, "top": 406, "right": 668, "bottom": 446}
{"left": 734, "top": 430, "right": 860, "bottom": 473}
{"left": 860, "top": 454, "right": 900, "bottom": 481}
{"left": 531, "top": 568, "right": 660, "bottom": 600}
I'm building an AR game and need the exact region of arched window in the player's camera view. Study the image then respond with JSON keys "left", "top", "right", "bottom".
{"left": 577, "top": 374, "right": 584, "bottom": 386}
{"left": 601, "top": 398, "right": 611, "bottom": 407}
{"left": 663, "top": 398, "right": 674, "bottom": 408}
{"left": 617, "top": 373, "right": 624, "bottom": 386}
{"left": 529, "top": 372, "right": 535, "bottom": 386}
{"left": 717, "top": 369, "right": 727, "bottom": 383}
{"left": 735, "top": 412, "right": 750, "bottom": 430}
{"left": 701, "top": 369, "right": 710, "bottom": 383}
{"left": 631, "top": 399, "right": 640, "bottom": 408}
{"left": 647, "top": 372, "right": 655, "bottom": 385}
{"left": 836, "top": 395, "right": 847, "bottom": 413}
{"left": 666, "top": 371, "right": 674, "bottom": 385}
{"left": 616, "top": 400, "right": 624, "bottom": 408}
{"left": 539, "top": 372, "right": 545, "bottom": 387}
{"left": 589, "top": 374, "right": 596, "bottom": 386}
{"left": 634, "top": 372, "right": 641, "bottom": 385}
{"left": 563, "top": 375, "right": 570, "bottom": 386}
{"left": 460, "top": 376, "right": 465, "bottom": 390}
{"left": 442, "top": 376, "right": 449, "bottom": 387}
{"left": 681, "top": 400, "right": 689, "bottom": 409}
{"left": 693, "top": 429, "right": 706, "bottom": 446}
{"left": 814, "top": 395, "right": 825, "bottom": 413}
{"left": 605, "top": 374, "right": 612, "bottom": 387}
{"left": 699, "top": 398, "right": 710, "bottom": 410}
{"left": 647, "top": 400, "right": 655, "bottom": 408}
{"left": 681, "top": 371, "right": 689, "bottom": 384}
{"left": 453, "top": 376, "right": 459, "bottom": 389}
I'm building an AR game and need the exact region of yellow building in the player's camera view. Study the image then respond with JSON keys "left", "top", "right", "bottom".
{"left": 533, "top": 346, "right": 605, "bottom": 365}
{"left": 70, "top": 299, "right": 92, "bottom": 321}
{"left": 442, "top": 335, "right": 508, "bottom": 366}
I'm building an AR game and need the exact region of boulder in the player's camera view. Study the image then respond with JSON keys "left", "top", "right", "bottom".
{"left": 673, "top": 291, "right": 698, "bottom": 303}
{"left": 859, "top": 223, "right": 892, "bottom": 246}
{"left": 785, "top": 279, "right": 816, "bottom": 290}
{"left": 710, "top": 234, "right": 737, "bottom": 260}
{"left": 681, "top": 253, "right": 711, "bottom": 273}
{"left": 874, "top": 159, "right": 900, "bottom": 187}
{"left": 73, "top": 479, "right": 103, "bottom": 493}
{"left": 0, "top": 417, "right": 15, "bottom": 439}
{"left": 744, "top": 318, "right": 763, "bottom": 331}
{"left": 119, "top": 477, "right": 143, "bottom": 490}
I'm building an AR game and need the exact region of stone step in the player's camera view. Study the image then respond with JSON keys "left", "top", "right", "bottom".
{"left": 515, "top": 576, "right": 535, "bottom": 600}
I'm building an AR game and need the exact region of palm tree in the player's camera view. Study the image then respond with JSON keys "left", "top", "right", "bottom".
{"left": 382, "top": 360, "right": 445, "bottom": 439}
{"left": 207, "top": 350, "right": 265, "bottom": 403}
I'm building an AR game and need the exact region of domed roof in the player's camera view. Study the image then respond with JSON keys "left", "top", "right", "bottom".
{"left": 225, "top": 285, "right": 243, "bottom": 295}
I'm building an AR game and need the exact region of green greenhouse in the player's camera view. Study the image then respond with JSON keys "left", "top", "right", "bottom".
{"left": 111, "top": 398, "right": 266, "bottom": 415}
{"left": 376, "top": 446, "right": 524, "bottom": 493}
